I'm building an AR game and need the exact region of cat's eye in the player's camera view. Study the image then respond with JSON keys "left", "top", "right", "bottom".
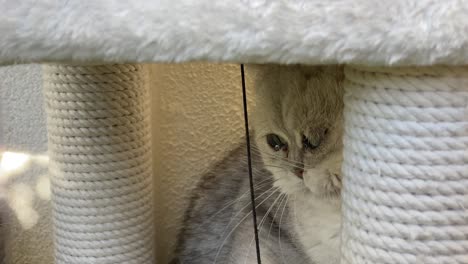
{"left": 266, "top": 134, "right": 287, "bottom": 151}
{"left": 303, "top": 135, "right": 320, "bottom": 150}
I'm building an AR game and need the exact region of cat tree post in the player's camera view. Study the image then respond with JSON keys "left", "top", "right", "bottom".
{"left": 340, "top": 65, "right": 468, "bottom": 263}
{"left": 43, "top": 64, "right": 155, "bottom": 264}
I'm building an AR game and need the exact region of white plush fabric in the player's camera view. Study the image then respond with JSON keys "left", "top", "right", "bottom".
{"left": 2, "top": 0, "right": 468, "bottom": 65}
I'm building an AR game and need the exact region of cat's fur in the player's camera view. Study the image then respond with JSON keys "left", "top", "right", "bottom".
{"left": 172, "top": 65, "right": 345, "bottom": 264}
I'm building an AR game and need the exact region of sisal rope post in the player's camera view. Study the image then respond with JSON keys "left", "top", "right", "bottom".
{"left": 43, "top": 64, "right": 155, "bottom": 264}
{"left": 340, "top": 66, "right": 468, "bottom": 264}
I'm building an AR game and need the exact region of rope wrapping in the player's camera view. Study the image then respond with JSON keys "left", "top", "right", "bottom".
{"left": 341, "top": 66, "right": 468, "bottom": 264}
{"left": 43, "top": 64, "right": 155, "bottom": 264}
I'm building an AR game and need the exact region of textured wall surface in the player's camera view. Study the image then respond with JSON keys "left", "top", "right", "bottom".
{"left": 0, "top": 63, "right": 254, "bottom": 263}
{"left": 0, "top": 64, "right": 53, "bottom": 264}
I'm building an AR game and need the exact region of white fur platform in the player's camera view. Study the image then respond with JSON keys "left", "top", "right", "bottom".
{"left": 2, "top": 0, "right": 468, "bottom": 65}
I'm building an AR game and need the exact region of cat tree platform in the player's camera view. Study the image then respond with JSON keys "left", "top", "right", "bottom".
{"left": 2, "top": 1, "right": 467, "bottom": 263}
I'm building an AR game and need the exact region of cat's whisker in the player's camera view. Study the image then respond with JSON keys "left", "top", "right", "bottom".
{"left": 213, "top": 187, "right": 281, "bottom": 264}
{"left": 279, "top": 195, "right": 290, "bottom": 264}
{"left": 213, "top": 184, "right": 278, "bottom": 230}
{"left": 262, "top": 159, "right": 309, "bottom": 170}
{"left": 259, "top": 193, "right": 284, "bottom": 235}
{"left": 249, "top": 150, "right": 285, "bottom": 161}
{"left": 249, "top": 148, "right": 312, "bottom": 170}
{"left": 267, "top": 194, "right": 287, "bottom": 241}
{"left": 261, "top": 164, "right": 287, "bottom": 170}
{"left": 236, "top": 162, "right": 264, "bottom": 174}
{"left": 258, "top": 157, "right": 315, "bottom": 171}
{"left": 262, "top": 163, "right": 310, "bottom": 172}
{"left": 291, "top": 188, "right": 307, "bottom": 226}
{"left": 250, "top": 151, "right": 284, "bottom": 161}
{"left": 249, "top": 146, "right": 311, "bottom": 165}
{"left": 202, "top": 178, "right": 276, "bottom": 225}
{"left": 293, "top": 193, "right": 299, "bottom": 225}
{"left": 243, "top": 191, "right": 284, "bottom": 264}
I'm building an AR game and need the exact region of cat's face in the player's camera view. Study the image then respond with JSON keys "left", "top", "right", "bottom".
{"left": 251, "top": 65, "right": 344, "bottom": 200}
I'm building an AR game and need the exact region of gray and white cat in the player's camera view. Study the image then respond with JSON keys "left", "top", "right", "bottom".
{"left": 172, "top": 65, "right": 345, "bottom": 264}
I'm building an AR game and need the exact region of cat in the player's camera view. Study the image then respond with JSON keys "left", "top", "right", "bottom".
{"left": 172, "top": 64, "right": 345, "bottom": 264}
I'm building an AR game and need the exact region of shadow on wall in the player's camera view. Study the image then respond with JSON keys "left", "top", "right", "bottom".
{"left": 0, "top": 150, "right": 53, "bottom": 264}
{"left": 0, "top": 151, "right": 51, "bottom": 228}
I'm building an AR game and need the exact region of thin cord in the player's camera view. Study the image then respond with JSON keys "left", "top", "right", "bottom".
{"left": 240, "top": 64, "right": 262, "bottom": 264}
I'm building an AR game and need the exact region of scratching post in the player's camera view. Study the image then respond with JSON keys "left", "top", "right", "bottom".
{"left": 341, "top": 66, "right": 468, "bottom": 264}
{"left": 43, "top": 64, "right": 155, "bottom": 264}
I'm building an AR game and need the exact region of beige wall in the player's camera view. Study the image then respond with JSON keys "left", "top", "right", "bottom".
{"left": 1, "top": 63, "right": 255, "bottom": 263}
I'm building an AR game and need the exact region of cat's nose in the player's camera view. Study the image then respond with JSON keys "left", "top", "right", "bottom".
{"left": 293, "top": 168, "right": 304, "bottom": 179}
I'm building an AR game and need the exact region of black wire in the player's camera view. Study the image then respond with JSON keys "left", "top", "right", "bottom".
{"left": 240, "top": 64, "right": 262, "bottom": 264}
